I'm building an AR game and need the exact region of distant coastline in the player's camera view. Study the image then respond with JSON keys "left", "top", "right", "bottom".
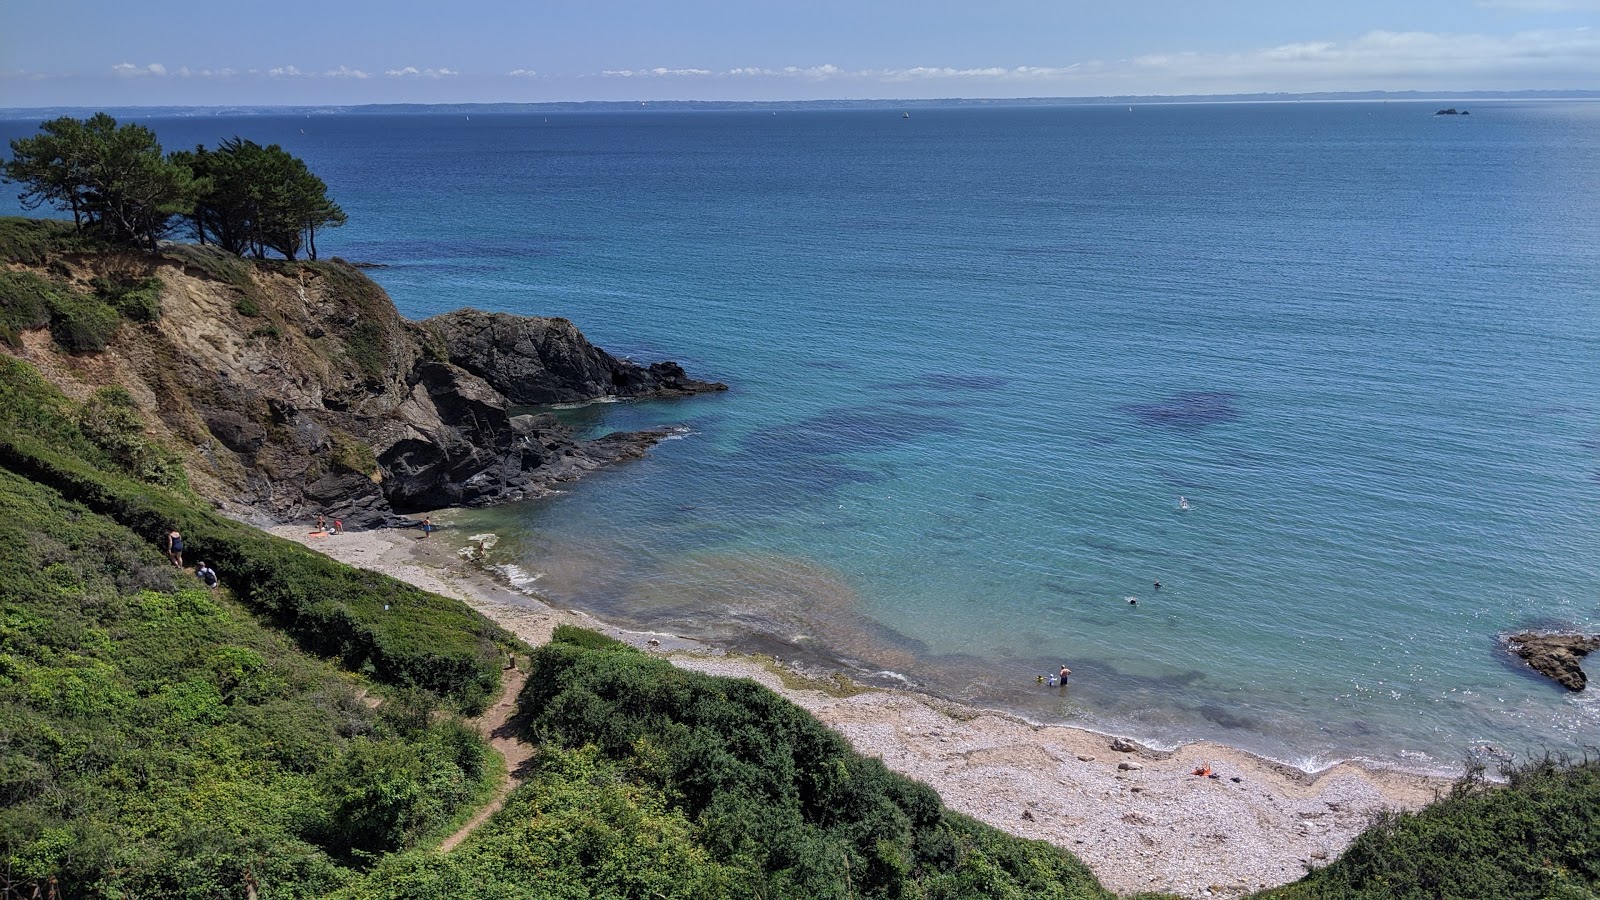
{"left": 4, "top": 88, "right": 1600, "bottom": 119}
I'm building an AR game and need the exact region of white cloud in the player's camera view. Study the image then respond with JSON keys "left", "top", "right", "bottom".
{"left": 323, "top": 65, "right": 370, "bottom": 79}
{"left": 111, "top": 62, "right": 167, "bottom": 78}
{"left": 594, "top": 27, "right": 1600, "bottom": 93}
{"left": 385, "top": 66, "right": 459, "bottom": 78}
{"left": 267, "top": 65, "right": 303, "bottom": 77}
{"left": 508, "top": 68, "right": 540, "bottom": 77}
{"left": 601, "top": 67, "right": 714, "bottom": 77}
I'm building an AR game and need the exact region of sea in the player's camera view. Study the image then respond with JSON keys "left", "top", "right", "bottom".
{"left": 5, "top": 101, "right": 1599, "bottom": 772}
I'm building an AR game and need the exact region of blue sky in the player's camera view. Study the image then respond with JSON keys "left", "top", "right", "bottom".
{"left": 3, "top": 0, "right": 1598, "bottom": 106}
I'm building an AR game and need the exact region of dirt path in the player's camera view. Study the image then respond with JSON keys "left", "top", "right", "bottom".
{"left": 439, "top": 666, "right": 534, "bottom": 853}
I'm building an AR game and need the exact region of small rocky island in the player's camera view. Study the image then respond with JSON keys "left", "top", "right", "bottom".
{"left": 1434, "top": 108, "right": 1470, "bottom": 116}
{"left": 1507, "top": 632, "right": 1600, "bottom": 691}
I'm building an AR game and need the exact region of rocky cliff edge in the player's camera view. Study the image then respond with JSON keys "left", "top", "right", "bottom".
{"left": 0, "top": 232, "right": 725, "bottom": 527}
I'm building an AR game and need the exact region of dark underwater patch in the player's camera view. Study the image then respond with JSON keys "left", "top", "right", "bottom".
{"left": 1195, "top": 703, "right": 1259, "bottom": 730}
{"left": 739, "top": 408, "right": 962, "bottom": 459}
{"left": 1118, "top": 391, "right": 1242, "bottom": 430}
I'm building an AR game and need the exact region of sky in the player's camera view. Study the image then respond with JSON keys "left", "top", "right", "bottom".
{"left": 2, "top": 0, "right": 1598, "bottom": 107}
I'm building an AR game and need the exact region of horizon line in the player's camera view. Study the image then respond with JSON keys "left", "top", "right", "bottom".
{"left": 4, "top": 87, "right": 1600, "bottom": 116}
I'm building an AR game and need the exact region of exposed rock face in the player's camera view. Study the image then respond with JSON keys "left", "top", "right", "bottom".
{"left": 2, "top": 245, "right": 722, "bottom": 528}
{"left": 1507, "top": 632, "right": 1600, "bottom": 692}
{"left": 425, "top": 310, "right": 727, "bottom": 405}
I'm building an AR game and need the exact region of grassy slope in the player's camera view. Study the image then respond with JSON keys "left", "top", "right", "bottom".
{"left": 0, "top": 467, "right": 496, "bottom": 898}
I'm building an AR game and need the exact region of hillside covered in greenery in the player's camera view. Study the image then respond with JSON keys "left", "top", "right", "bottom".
{"left": 0, "top": 347, "right": 1118, "bottom": 898}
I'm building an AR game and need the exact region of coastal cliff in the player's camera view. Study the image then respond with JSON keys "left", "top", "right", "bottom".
{"left": 0, "top": 219, "right": 724, "bottom": 526}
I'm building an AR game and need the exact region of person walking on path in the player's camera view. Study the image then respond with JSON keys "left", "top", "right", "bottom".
{"left": 196, "top": 562, "right": 219, "bottom": 591}
{"left": 166, "top": 527, "right": 184, "bottom": 568}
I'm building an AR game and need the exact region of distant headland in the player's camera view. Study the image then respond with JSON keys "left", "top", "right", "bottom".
{"left": 4, "top": 89, "right": 1599, "bottom": 120}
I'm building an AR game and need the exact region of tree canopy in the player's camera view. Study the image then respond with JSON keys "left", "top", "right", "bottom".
{"left": 173, "top": 138, "right": 346, "bottom": 261}
{"left": 3, "top": 113, "right": 194, "bottom": 250}
{"left": 3, "top": 114, "right": 345, "bottom": 259}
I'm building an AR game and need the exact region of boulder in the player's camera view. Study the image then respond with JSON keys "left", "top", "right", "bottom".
{"left": 1110, "top": 738, "right": 1138, "bottom": 753}
{"left": 424, "top": 309, "right": 727, "bottom": 405}
{"left": 1507, "top": 632, "right": 1600, "bottom": 691}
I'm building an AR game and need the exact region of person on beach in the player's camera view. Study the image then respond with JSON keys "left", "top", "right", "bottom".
{"left": 196, "top": 562, "right": 219, "bottom": 591}
{"left": 1058, "top": 664, "right": 1071, "bottom": 685}
{"left": 421, "top": 517, "right": 432, "bottom": 538}
{"left": 316, "top": 514, "right": 326, "bottom": 532}
{"left": 166, "top": 527, "right": 184, "bottom": 567}
{"left": 333, "top": 518, "right": 342, "bottom": 534}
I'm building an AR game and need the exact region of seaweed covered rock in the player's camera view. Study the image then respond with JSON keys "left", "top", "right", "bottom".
{"left": 1507, "top": 632, "right": 1600, "bottom": 691}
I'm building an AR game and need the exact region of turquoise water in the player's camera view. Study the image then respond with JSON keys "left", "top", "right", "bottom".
{"left": 7, "top": 102, "right": 1599, "bottom": 769}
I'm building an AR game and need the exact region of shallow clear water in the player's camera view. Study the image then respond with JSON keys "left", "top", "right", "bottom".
{"left": 7, "top": 102, "right": 1598, "bottom": 769}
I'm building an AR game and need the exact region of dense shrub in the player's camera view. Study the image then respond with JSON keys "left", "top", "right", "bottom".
{"left": 510, "top": 630, "right": 1112, "bottom": 900}
{"left": 0, "top": 216, "right": 84, "bottom": 265}
{"left": 1256, "top": 756, "right": 1600, "bottom": 900}
{"left": 0, "top": 470, "right": 492, "bottom": 898}
{"left": 0, "top": 271, "right": 52, "bottom": 347}
{"left": 91, "top": 274, "right": 162, "bottom": 322}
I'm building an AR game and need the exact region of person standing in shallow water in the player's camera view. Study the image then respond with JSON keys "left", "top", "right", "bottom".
{"left": 166, "top": 527, "right": 184, "bottom": 567}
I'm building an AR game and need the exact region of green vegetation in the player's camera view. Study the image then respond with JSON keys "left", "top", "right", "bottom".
{"left": 91, "top": 274, "right": 163, "bottom": 323}
{"left": 0, "top": 467, "right": 495, "bottom": 898}
{"left": 1255, "top": 756, "right": 1600, "bottom": 900}
{"left": 173, "top": 138, "right": 347, "bottom": 260}
{"left": 0, "top": 269, "right": 120, "bottom": 353}
{"left": 3, "top": 113, "right": 195, "bottom": 249}
{"left": 0, "top": 216, "right": 86, "bottom": 265}
{"left": 342, "top": 625, "right": 1113, "bottom": 900}
{"left": 4, "top": 114, "right": 344, "bottom": 259}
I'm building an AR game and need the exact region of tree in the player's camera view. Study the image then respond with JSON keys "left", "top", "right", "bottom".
{"left": 3, "top": 114, "right": 194, "bottom": 249}
{"left": 174, "top": 138, "right": 346, "bottom": 261}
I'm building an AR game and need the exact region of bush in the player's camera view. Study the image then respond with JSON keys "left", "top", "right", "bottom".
{"left": 515, "top": 632, "right": 1113, "bottom": 900}
{"left": 1256, "top": 756, "right": 1600, "bottom": 900}
{"left": 0, "top": 216, "right": 80, "bottom": 265}
{"left": 91, "top": 275, "right": 162, "bottom": 322}
{"left": 0, "top": 271, "right": 52, "bottom": 347}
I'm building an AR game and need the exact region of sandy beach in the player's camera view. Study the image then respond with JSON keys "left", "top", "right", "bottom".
{"left": 269, "top": 522, "right": 1447, "bottom": 899}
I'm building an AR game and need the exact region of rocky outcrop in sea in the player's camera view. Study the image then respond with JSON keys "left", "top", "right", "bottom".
{"left": 1507, "top": 632, "right": 1600, "bottom": 692}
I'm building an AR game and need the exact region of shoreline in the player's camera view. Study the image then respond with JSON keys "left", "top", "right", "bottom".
{"left": 269, "top": 522, "right": 1449, "bottom": 899}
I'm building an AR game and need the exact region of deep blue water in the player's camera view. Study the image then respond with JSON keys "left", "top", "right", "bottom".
{"left": 7, "top": 103, "right": 1599, "bottom": 770}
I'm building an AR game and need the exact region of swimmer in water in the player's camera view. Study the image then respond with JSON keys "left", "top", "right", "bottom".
{"left": 1178, "top": 496, "right": 1190, "bottom": 510}
{"left": 1127, "top": 597, "right": 1138, "bottom": 606}
{"left": 1154, "top": 581, "right": 1161, "bottom": 590}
